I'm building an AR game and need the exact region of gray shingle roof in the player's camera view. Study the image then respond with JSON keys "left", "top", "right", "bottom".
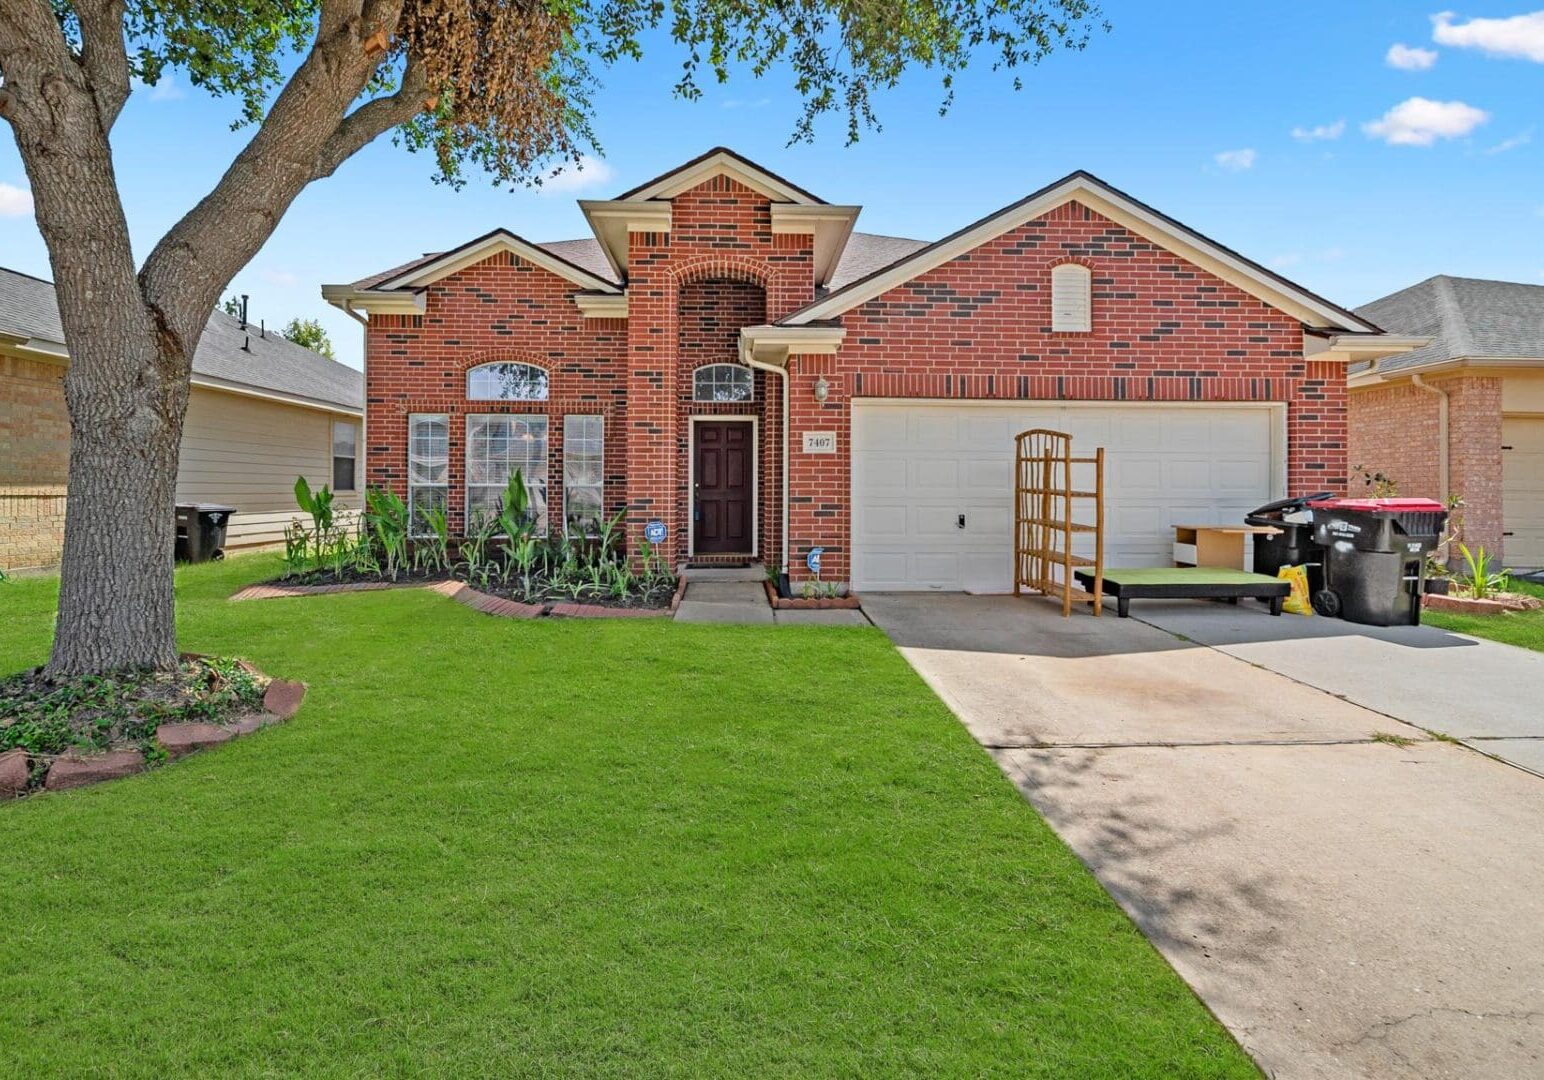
{"left": 351, "top": 232, "right": 930, "bottom": 293}
{"left": 0, "top": 266, "right": 362, "bottom": 411}
{"left": 1355, "top": 275, "right": 1544, "bottom": 373}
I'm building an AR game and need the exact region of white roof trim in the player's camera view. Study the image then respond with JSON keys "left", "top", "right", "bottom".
{"left": 783, "top": 173, "right": 1380, "bottom": 333}
{"left": 770, "top": 205, "right": 861, "bottom": 287}
{"left": 739, "top": 324, "right": 845, "bottom": 367}
{"left": 622, "top": 150, "right": 823, "bottom": 205}
{"left": 573, "top": 292, "right": 628, "bottom": 319}
{"left": 577, "top": 201, "right": 674, "bottom": 280}
{"left": 190, "top": 374, "right": 363, "bottom": 417}
{"left": 320, "top": 285, "right": 427, "bottom": 316}
{"left": 373, "top": 230, "right": 621, "bottom": 295}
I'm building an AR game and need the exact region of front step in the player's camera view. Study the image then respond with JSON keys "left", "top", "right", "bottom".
{"left": 680, "top": 562, "right": 768, "bottom": 583}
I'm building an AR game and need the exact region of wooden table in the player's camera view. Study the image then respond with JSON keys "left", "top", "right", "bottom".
{"left": 1172, "top": 524, "right": 1280, "bottom": 570}
{"left": 1076, "top": 567, "right": 1290, "bottom": 618}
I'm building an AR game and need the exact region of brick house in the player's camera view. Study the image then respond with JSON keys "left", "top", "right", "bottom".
{"left": 1349, "top": 276, "right": 1544, "bottom": 568}
{"left": 324, "top": 148, "right": 1415, "bottom": 591}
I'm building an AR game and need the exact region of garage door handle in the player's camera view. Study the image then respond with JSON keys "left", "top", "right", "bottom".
{"left": 957, "top": 514, "right": 966, "bottom": 529}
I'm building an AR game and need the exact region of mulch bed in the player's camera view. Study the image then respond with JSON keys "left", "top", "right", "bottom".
{"left": 1, "top": 654, "right": 305, "bottom": 799}
{"left": 763, "top": 581, "right": 863, "bottom": 610}
{"left": 234, "top": 576, "right": 688, "bottom": 618}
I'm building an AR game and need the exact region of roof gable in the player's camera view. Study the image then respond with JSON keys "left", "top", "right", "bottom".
{"left": 1355, "top": 275, "right": 1544, "bottom": 374}
{"left": 374, "top": 228, "right": 621, "bottom": 294}
{"left": 781, "top": 171, "right": 1378, "bottom": 333}
{"left": 614, "top": 146, "right": 826, "bottom": 205}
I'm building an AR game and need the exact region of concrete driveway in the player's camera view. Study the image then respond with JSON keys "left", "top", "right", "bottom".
{"left": 865, "top": 593, "right": 1544, "bottom": 1080}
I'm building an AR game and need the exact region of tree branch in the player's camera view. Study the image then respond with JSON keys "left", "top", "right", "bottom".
{"left": 312, "top": 60, "right": 429, "bottom": 179}
{"left": 138, "top": 0, "right": 410, "bottom": 348}
{"left": 74, "top": 0, "right": 132, "bottom": 131}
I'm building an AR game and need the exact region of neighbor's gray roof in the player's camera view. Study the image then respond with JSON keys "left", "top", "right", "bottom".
{"left": 1355, "top": 275, "right": 1544, "bottom": 373}
{"left": 351, "top": 231, "right": 931, "bottom": 293}
{"left": 0, "top": 266, "right": 363, "bottom": 411}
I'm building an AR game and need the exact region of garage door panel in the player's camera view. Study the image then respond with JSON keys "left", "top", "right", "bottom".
{"left": 1503, "top": 416, "right": 1544, "bottom": 567}
{"left": 854, "top": 403, "right": 1279, "bottom": 592}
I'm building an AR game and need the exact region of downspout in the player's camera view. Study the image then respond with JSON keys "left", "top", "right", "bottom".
{"left": 743, "top": 349, "right": 790, "bottom": 582}
{"left": 1411, "top": 374, "right": 1450, "bottom": 502}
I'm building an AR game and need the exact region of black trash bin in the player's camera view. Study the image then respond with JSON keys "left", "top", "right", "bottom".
{"left": 1246, "top": 492, "right": 1333, "bottom": 594}
{"left": 175, "top": 503, "right": 236, "bottom": 562}
{"left": 1306, "top": 497, "right": 1447, "bottom": 626}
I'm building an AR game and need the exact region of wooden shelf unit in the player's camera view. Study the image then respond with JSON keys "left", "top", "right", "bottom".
{"left": 1014, "top": 429, "right": 1105, "bottom": 617}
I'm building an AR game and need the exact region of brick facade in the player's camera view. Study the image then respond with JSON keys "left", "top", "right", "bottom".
{"left": 1, "top": 352, "right": 70, "bottom": 570}
{"left": 1348, "top": 375, "right": 1503, "bottom": 555}
{"left": 359, "top": 165, "right": 1356, "bottom": 586}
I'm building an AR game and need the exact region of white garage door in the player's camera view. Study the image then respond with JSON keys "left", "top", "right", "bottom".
{"left": 1503, "top": 416, "right": 1544, "bottom": 568}
{"left": 852, "top": 401, "right": 1283, "bottom": 592}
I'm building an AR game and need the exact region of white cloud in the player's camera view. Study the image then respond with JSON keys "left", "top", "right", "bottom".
{"left": 1433, "top": 9, "right": 1544, "bottom": 62}
{"left": 1214, "top": 148, "right": 1257, "bottom": 171}
{"left": 1291, "top": 120, "right": 1346, "bottom": 142}
{"left": 132, "top": 72, "right": 186, "bottom": 101}
{"left": 0, "top": 182, "right": 34, "bottom": 218}
{"left": 1363, "top": 97, "right": 1489, "bottom": 146}
{"left": 1386, "top": 42, "right": 1439, "bottom": 70}
{"left": 1484, "top": 129, "right": 1534, "bottom": 154}
{"left": 539, "top": 154, "right": 616, "bottom": 194}
{"left": 260, "top": 268, "right": 299, "bottom": 287}
{"left": 721, "top": 97, "right": 772, "bottom": 110}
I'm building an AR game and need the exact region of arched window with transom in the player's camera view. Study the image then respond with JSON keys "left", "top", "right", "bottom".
{"left": 692, "top": 363, "right": 754, "bottom": 403}
{"left": 467, "top": 362, "right": 550, "bottom": 401}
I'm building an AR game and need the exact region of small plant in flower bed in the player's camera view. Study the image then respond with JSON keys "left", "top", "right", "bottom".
{"left": 277, "top": 471, "right": 677, "bottom": 609}
{"left": 0, "top": 657, "right": 267, "bottom": 765}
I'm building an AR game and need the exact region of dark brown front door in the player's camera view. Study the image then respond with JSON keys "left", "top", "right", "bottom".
{"left": 694, "top": 420, "right": 753, "bottom": 554}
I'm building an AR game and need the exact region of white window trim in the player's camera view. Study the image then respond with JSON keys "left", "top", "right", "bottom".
{"left": 563, "top": 414, "right": 605, "bottom": 537}
{"left": 465, "top": 413, "right": 550, "bottom": 534}
{"left": 406, "top": 413, "right": 449, "bottom": 537}
{"left": 692, "top": 363, "right": 756, "bottom": 403}
{"left": 466, "top": 361, "right": 551, "bottom": 402}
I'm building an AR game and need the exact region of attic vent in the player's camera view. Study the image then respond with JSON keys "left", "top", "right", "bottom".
{"left": 1050, "top": 263, "right": 1092, "bottom": 333}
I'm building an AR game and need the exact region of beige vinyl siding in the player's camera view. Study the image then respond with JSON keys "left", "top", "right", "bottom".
{"left": 177, "top": 386, "right": 361, "bottom": 550}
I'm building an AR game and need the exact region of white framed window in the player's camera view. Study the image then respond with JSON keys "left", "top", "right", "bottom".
{"left": 406, "top": 414, "right": 449, "bottom": 536}
{"left": 467, "top": 362, "right": 549, "bottom": 401}
{"left": 332, "top": 420, "right": 358, "bottom": 491}
{"left": 466, "top": 414, "right": 548, "bottom": 532}
{"left": 563, "top": 415, "right": 604, "bottom": 536}
{"left": 692, "top": 363, "right": 754, "bottom": 402}
{"left": 1050, "top": 263, "right": 1092, "bottom": 333}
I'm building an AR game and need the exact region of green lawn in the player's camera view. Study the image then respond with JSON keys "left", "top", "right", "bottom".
{"left": 0, "top": 558, "right": 1255, "bottom": 1077}
{"left": 1425, "top": 577, "right": 1544, "bottom": 653}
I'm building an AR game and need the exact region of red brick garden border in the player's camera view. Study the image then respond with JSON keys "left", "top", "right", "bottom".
{"left": 1, "top": 675, "right": 307, "bottom": 800}
{"left": 231, "top": 575, "right": 688, "bottom": 618}
{"left": 763, "top": 581, "right": 863, "bottom": 610}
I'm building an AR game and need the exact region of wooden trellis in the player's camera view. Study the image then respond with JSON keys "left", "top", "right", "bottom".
{"left": 1014, "top": 429, "right": 1105, "bottom": 616}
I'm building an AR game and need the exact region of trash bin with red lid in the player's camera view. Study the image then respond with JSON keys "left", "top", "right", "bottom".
{"left": 1306, "top": 497, "right": 1447, "bottom": 625}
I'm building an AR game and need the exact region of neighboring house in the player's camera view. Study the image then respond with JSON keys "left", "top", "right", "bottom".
{"left": 0, "top": 266, "right": 364, "bottom": 571}
{"left": 323, "top": 147, "right": 1416, "bottom": 592}
{"left": 1350, "top": 276, "right": 1544, "bottom": 568}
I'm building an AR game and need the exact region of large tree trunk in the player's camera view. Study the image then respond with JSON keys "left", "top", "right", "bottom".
{"left": 49, "top": 331, "right": 188, "bottom": 676}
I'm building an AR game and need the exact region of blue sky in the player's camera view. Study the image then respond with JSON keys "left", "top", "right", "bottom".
{"left": 2, "top": 1, "right": 1541, "bottom": 368}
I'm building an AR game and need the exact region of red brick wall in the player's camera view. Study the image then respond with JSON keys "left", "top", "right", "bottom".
{"left": 622, "top": 175, "right": 811, "bottom": 565}
{"left": 363, "top": 250, "right": 627, "bottom": 534}
{"left": 1348, "top": 376, "right": 1503, "bottom": 554}
{"left": 674, "top": 279, "right": 770, "bottom": 556}
{"left": 790, "top": 199, "right": 1347, "bottom": 584}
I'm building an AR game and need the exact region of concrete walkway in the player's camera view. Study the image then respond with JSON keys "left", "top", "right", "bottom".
{"left": 672, "top": 570, "right": 868, "bottom": 626}
{"left": 865, "top": 593, "right": 1544, "bottom": 1080}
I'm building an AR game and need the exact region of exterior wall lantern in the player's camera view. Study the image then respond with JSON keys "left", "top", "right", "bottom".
{"left": 812, "top": 376, "right": 830, "bottom": 403}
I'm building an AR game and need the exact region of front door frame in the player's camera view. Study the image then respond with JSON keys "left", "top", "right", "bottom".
{"left": 688, "top": 414, "right": 759, "bottom": 558}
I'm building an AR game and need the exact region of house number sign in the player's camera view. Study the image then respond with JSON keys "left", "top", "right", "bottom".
{"left": 802, "top": 431, "right": 837, "bottom": 454}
